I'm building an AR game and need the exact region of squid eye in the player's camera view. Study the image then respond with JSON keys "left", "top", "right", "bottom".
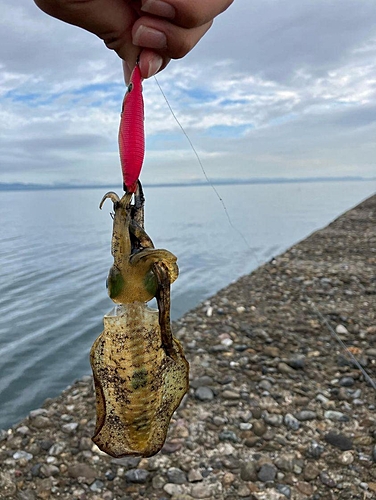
{"left": 127, "top": 83, "right": 133, "bottom": 93}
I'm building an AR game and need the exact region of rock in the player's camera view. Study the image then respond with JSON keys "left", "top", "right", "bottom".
{"left": 195, "top": 387, "right": 214, "bottom": 401}
{"left": 339, "top": 451, "right": 354, "bottom": 465}
{"left": 320, "top": 471, "right": 336, "bottom": 488}
{"left": 324, "top": 431, "right": 353, "bottom": 450}
{"left": 31, "top": 463, "right": 43, "bottom": 477}
{"left": 258, "top": 463, "right": 277, "bottom": 482}
{"left": 167, "top": 467, "right": 187, "bottom": 484}
{"left": 353, "top": 435, "right": 373, "bottom": 446}
{"left": 67, "top": 463, "right": 97, "bottom": 481}
{"left": 152, "top": 475, "right": 165, "bottom": 489}
{"left": 316, "top": 393, "right": 332, "bottom": 408}
{"left": 245, "top": 436, "right": 261, "bottom": 447}
{"left": 253, "top": 420, "right": 267, "bottom": 436}
{"left": 125, "top": 469, "right": 150, "bottom": 484}
{"left": 234, "top": 344, "right": 248, "bottom": 351}
{"left": 239, "top": 422, "right": 252, "bottom": 430}
{"left": 90, "top": 480, "right": 105, "bottom": 492}
{"left": 276, "top": 484, "right": 291, "bottom": 498}
{"left": 30, "top": 416, "right": 50, "bottom": 429}
{"left": 240, "top": 461, "right": 257, "bottom": 481}
{"left": 259, "top": 380, "right": 273, "bottom": 391}
{"left": 190, "top": 483, "right": 213, "bottom": 498}
{"left": 161, "top": 441, "right": 182, "bottom": 454}
{"left": 264, "top": 413, "right": 283, "bottom": 427}
{"left": 295, "top": 410, "right": 316, "bottom": 421}
{"left": 61, "top": 422, "right": 78, "bottom": 433}
{"left": 296, "top": 481, "right": 313, "bottom": 495}
{"left": 105, "top": 470, "right": 116, "bottom": 481}
{"left": 306, "top": 440, "right": 325, "bottom": 458}
{"left": 287, "top": 356, "right": 305, "bottom": 369}
{"left": 264, "top": 346, "right": 280, "bottom": 357}
{"left": 48, "top": 442, "right": 65, "bottom": 456}
{"left": 163, "top": 483, "right": 184, "bottom": 496}
{"left": 13, "top": 450, "right": 33, "bottom": 461}
{"left": 188, "top": 469, "right": 203, "bottom": 482}
{"left": 238, "top": 484, "right": 252, "bottom": 497}
{"left": 16, "top": 426, "right": 30, "bottom": 435}
{"left": 303, "top": 463, "right": 319, "bottom": 480}
{"left": 339, "top": 376, "right": 355, "bottom": 387}
{"left": 219, "top": 430, "right": 239, "bottom": 443}
{"left": 213, "top": 416, "right": 227, "bottom": 426}
{"left": 250, "top": 406, "right": 262, "bottom": 419}
{"left": 79, "top": 437, "right": 93, "bottom": 450}
{"left": 29, "top": 409, "right": 48, "bottom": 418}
{"left": 221, "top": 337, "right": 233, "bottom": 346}
{"left": 29, "top": 443, "right": 41, "bottom": 455}
{"left": 40, "top": 464, "right": 59, "bottom": 477}
{"left": 283, "top": 414, "right": 300, "bottom": 430}
{"left": 274, "top": 454, "right": 295, "bottom": 472}
{"left": 222, "top": 390, "right": 240, "bottom": 399}
{"left": 190, "top": 376, "right": 214, "bottom": 389}
{"left": 278, "top": 362, "right": 294, "bottom": 374}
{"left": 336, "top": 324, "right": 350, "bottom": 334}
{"left": 111, "top": 456, "right": 141, "bottom": 468}
{"left": 39, "top": 440, "right": 53, "bottom": 451}
{"left": 324, "top": 410, "right": 349, "bottom": 421}
{"left": 222, "top": 472, "right": 235, "bottom": 487}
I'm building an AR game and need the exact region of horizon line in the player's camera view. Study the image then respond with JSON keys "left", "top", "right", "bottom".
{"left": 0, "top": 175, "right": 375, "bottom": 191}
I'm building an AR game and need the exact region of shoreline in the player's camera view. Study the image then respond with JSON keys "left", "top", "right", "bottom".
{"left": 1, "top": 194, "right": 375, "bottom": 499}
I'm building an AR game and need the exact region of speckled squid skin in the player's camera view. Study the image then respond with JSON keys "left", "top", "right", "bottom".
{"left": 90, "top": 303, "right": 189, "bottom": 457}
{"left": 99, "top": 191, "right": 178, "bottom": 304}
{"left": 91, "top": 190, "right": 189, "bottom": 457}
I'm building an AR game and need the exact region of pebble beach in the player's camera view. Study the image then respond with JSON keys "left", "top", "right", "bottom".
{"left": 1, "top": 194, "right": 375, "bottom": 500}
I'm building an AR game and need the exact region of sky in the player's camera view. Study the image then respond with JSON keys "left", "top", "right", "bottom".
{"left": 1, "top": 0, "right": 376, "bottom": 186}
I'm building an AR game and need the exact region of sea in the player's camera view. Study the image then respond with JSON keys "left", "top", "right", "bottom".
{"left": 0, "top": 179, "right": 375, "bottom": 429}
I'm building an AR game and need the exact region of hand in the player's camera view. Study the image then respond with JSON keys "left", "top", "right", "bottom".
{"left": 34, "top": 0, "right": 233, "bottom": 81}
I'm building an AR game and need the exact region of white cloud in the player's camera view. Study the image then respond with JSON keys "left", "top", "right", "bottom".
{"left": 0, "top": 0, "right": 376, "bottom": 185}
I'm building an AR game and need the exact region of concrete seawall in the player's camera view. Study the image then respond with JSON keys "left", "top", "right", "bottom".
{"left": 1, "top": 195, "right": 375, "bottom": 499}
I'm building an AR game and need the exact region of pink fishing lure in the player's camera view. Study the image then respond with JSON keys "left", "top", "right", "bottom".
{"left": 119, "top": 65, "right": 144, "bottom": 193}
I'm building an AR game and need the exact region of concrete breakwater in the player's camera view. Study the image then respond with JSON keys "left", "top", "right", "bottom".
{"left": 1, "top": 195, "right": 375, "bottom": 499}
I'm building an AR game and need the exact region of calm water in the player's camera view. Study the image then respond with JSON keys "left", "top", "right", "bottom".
{"left": 0, "top": 180, "right": 375, "bottom": 429}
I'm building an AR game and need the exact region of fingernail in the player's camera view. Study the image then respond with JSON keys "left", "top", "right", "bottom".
{"left": 133, "top": 25, "right": 167, "bottom": 49}
{"left": 122, "top": 60, "right": 132, "bottom": 85}
{"left": 146, "top": 54, "right": 163, "bottom": 78}
{"left": 141, "top": 0, "right": 175, "bottom": 19}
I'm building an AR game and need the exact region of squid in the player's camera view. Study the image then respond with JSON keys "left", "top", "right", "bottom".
{"left": 90, "top": 184, "right": 189, "bottom": 458}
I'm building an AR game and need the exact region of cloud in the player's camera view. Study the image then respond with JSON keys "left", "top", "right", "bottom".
{"left": 0, "top": 0, "right": 376, "bottom": 185}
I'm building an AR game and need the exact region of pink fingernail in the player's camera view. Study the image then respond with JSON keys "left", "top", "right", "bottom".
{"left": 141, "top": 0, "right": 175, "bottom": 19}
{"left": 122, "top": 60, "right": 132, "bottom": 85}
{"left": 146, "top": 54, "right": 163, "bottom": 78}
{"left": 133, "top": 25, "right": 167, "bottom": 49}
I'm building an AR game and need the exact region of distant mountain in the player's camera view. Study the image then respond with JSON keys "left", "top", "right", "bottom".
{"left": 0, "top": 176, "right": 374, "bottom": 192}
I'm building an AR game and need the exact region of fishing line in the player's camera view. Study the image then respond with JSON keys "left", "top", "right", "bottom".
{"left": 154, "top": 76, "right": 254, "bottom": 255}
{"left": 307, "top": 297, "right": 376, "bottom": 390}
{"left": 154, "top": 76, "right": 376, "bottom": 392}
